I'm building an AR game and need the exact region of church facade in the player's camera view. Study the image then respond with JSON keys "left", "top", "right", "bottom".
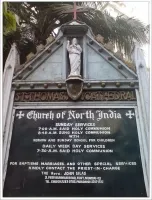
{"left": 2, "top": 20, "right": 150, "bottom": 197}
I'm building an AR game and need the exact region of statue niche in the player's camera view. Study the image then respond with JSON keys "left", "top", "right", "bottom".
{"left": 66, "top": 38, "right": 84, "bottom": 101}
{"left": 67, "top": 38, "right": 82, "bottom": 77}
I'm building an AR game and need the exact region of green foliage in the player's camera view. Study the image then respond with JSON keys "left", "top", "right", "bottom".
{"left": 3, "top": 2, "right": 149, "bottom": 65}
{"left": 3, "top": 2, "right": 16, "bottom": 36}
{"left": 3, "top": 2, "right": 7, "bottom": 13}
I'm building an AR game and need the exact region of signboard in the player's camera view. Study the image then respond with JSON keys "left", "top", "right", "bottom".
{"left": 3, "top": 108, "right": 146, "bottom": 197}
{"left": 14, "top": 90, "right": 136, "bottom": 102}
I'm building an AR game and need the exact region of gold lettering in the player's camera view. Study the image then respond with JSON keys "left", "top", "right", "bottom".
{"left": 108, "top": 91, "right": 114, "bottom": 100}
{"left": 14, "top": 92, "right": 21, "bottom": 102}
{"left": 99, "top": 92, "right": 104, "bottom": 100}
{"left": 63, "top": 92, "right": 69, "bottom": 101}
{"left": 14, "top": 90, "right": 136, "bottom": 102}
{"left": 80, "top": 92, "right": 85, "bottom": 100}
{"left": 24, "top": 92, "right": 31, "bottom": 101}
{"left": 31, "top": 92, "right": 37, "bottom": 101}
{"left": 131, "top": 91, "right": 136, "bottom": 100}
{"left": 126, "top": 92, "right": 132, "bottom": 100}
{"left": 84, "top": 92, "right": 91, "bottom": 100}
{"left": 114, "top": 92, "right": 120, "bottom": 100}
{"left": 40, "top": 92, "right": 47, "bottom": 101}
{"left": 34, "top": 92, "right": 41, "bottom": 101}
{"left": 52, "top": 92, "right": 59, "bottom": 101}
{"left": 48, "top": 92, "right": 53, "bottom": 101}
{"left": 120, "top": 91, "right": 127, "bottom": 100}
{"left": 91, "top": 92, "right": 98, "bottom": 100}
{"left": 103, "top": 92, "right": 109, "bottom": 101}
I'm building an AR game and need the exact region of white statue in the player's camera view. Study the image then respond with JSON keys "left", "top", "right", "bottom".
{"left": 67, "top": 38, "right": 82, "bottom": 76}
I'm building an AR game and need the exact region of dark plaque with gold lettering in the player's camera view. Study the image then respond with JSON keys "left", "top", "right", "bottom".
{"left": 3, "top": 108, "right": 147, "bottom": 197}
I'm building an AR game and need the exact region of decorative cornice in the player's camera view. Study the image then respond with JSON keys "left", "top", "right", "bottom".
{"left": 12, "top": 80, "right": 139, "bottom": 91}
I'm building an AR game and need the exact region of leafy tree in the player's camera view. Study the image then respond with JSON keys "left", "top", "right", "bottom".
{"left": 3, "top": 2, "right": 19, "bottom": 68}
{"left": 3, "top": 2, "right": 17, "bottom": 37}
{"left": 3, "top": 2, "right": 149, "bottom": 65}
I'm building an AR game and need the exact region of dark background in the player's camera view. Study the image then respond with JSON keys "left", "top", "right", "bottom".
{"left": 3, "top": 108, "right": 147, "bottom": 197}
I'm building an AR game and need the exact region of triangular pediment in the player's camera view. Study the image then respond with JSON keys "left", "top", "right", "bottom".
{"left": 13, "top": 20, "right": 137, "bottom": 83}
{"left": 84, "top": 35, "right": 137, "bottom": 80}
{"left": 13, "top": 35, "right": 65, "bottom": 81}
{"left": 25, "top": 45, "right": 64, "bottom": 81}
{"left": 87, "top": 46, "right": 126, "bottom": 80}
